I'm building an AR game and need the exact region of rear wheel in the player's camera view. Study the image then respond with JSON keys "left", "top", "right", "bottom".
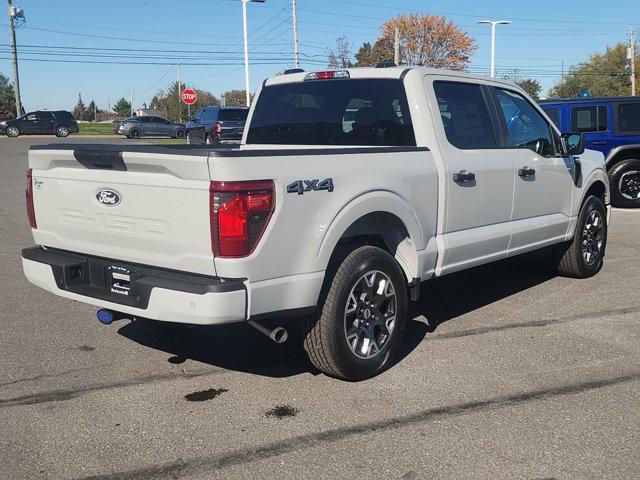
{"left": 609, "top": 159, "right": 640, "bottom": 208}
{"left": 129, "top": 128, "right": 141, "bottom": 139}
{"left": 175, "top": 128, "right": 186, "bottom": 139}
{"left": 553, "top": 195, "right": 607, "bottom": 278}
{"left": 303, "top": 246, "right": 408, "bottom": 381}
{"left": 6, "top": 125, "right": 20, "bottom": 137}
{"left": 55, "top": 125, "right": 70, "bottom": 137}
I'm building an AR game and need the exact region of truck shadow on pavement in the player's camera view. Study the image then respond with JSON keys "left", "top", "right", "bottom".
{"left": 117, "top": 248, "right": 557, "bottom": 378}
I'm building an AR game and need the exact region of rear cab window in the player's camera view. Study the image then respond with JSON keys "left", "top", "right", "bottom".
{"left": 219, "top": 109, "right": 248, "bottom": 122}
{"left": 570, "top": 105, "right": 608, "bottom": 133}
{"left": 433, "top": 81, "right": 498, "bottom": 149}
{"left": 247, "top": 78, "right": 415, "bottom": 146}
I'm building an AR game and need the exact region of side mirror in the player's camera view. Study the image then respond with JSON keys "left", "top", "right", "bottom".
{"left": 562, "top": 132, "right": 585, "bottom": 156}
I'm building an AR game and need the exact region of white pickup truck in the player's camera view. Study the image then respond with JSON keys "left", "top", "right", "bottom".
{"left": 22, "top": 67, "right": 610, "bottom": 381}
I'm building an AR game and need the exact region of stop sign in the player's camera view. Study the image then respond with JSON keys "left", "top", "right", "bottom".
{"left": 181, "top": 88, "right": 197, "bottom": 105}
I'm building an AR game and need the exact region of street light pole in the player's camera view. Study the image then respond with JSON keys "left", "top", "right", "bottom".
{"left": 292, "top": 0, "right": 300, "bottom": 68}
{"left": 477, "top": 20, "right": 511, "bottom": 78}
{"left": 241, "top": 0, "right": 266, "bottom": 108}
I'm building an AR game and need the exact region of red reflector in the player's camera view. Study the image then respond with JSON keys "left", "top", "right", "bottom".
{"left": 316, "top": 71, "right": 335, "bottom": 79}
{"left": 210, "top": 180, "right": 275, "bottom": 258}
{"left": 214, "top": 121, "right": 222, "bottom": 134}
{"left": 26, "top": 169, "right": 37, "bottom": 229}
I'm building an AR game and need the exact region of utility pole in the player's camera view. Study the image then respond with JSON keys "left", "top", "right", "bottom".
{"left": 292, "top": 0, "right": 300, "bottom": 68}
{"left": 130, "top": 88, "right": 134, "bottom": 117}
{"left": 177, "top": 64, "right": 182, "bottom": 122}
{"left": 394, "top": 27, "right": 400, "bottom": 65}
{"left": 6, "top": 0, "right": 23, "bottom": 116}
{"left": 630, "top": 25, "right": 636, "bottom": 96}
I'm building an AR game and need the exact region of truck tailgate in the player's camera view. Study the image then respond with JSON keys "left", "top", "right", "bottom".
{"left": 28, "top": 145, "right": 216, "bottom": 276}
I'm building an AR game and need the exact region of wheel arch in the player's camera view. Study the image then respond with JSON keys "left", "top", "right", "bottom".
{"left": 605, "top": 145, "right": 640, "bottom": 170}
{"left": 316, "top": 191, "right": 429, "bottom": 288}
{"left": 579, "top": 170, "right": 610, "bottom": 208}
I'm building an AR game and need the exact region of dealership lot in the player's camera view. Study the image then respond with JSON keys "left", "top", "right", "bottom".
{"left": 1, "top": 137, "right": 640, "bottom": 479}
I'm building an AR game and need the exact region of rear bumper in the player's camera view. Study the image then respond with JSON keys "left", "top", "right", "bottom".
{"left": 22, "top": 246, "right": 248, "bottom": 325}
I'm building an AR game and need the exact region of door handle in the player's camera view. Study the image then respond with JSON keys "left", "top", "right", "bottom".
{"left": 453, "top": 170, "right": 476, "bottom": 183}
{"left": 518, "top": 166, "right": 536, "bottom": 178}
{"left": 591, "top": 140, "right": 607, "bottom": 145}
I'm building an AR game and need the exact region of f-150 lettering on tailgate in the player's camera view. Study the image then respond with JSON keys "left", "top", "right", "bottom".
{"left": 58, "top": 209, "right": 171, "bottom": 238}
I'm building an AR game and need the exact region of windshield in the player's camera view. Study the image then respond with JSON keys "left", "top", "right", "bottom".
{"left": 247, "top": 79, "right": 415, "bottom": 146}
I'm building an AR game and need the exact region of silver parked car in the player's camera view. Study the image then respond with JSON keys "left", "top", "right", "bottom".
{"left": 115, "top": 116, "right": 186, "bottom": 139}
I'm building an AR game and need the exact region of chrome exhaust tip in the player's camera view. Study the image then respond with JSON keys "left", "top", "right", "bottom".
{"left": 248, "top": 320, "right": 288, "bottom": 344}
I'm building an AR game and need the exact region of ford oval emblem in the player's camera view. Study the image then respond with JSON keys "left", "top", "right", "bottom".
{"left": 96, "top": 189, "right": 121, "bottom": 207}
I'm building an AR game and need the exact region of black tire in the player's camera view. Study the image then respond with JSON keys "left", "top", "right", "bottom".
{"left": 609, "top": 159, "right": 640, "bottom": 208}
{"left": 129, "top": 129, "right": 141, "bottom": 139}
{"left": 55, "top": 125, "right": 70, "bottom": 138}
{"left": 303, "top": 245, "right": 408, "bottom": 381}
{"left": 5, "top": 125, "right": 20, "bottom": 137}
{"left": 175, "top": 129, "right": 186, "bottom": 139}
{"left": 553, "top": 195, "right": 607, "bottom": 278}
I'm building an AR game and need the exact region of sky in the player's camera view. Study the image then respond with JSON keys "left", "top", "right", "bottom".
{"left": 0, "top": 0, "right": 638, "bottom": 112}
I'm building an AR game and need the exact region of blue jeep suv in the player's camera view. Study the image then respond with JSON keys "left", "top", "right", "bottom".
{"left": 540, "top": 96, "right": 640, "bottom": 207}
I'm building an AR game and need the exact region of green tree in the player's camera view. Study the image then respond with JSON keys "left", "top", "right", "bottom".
{"left": 503, "top": 72, "right": 543, "bottom": 100}
{"left": 113, "top": 97, "right": 131, "bottom": 118}
{"left": 0, "top": 73, "right": 16, "bottom": 119}
{"left": 73, "top": 97, "right": 86, "bottom": 121}
{"left": 85, "top": 100, "right": 97, "bottom": 122}
{"left": 222, "top": 89, "right": 252, "bottom": 107}
{"left": 549, "top": 43, "right": 638, "bottom": 98}
{"left": 149, "top": 82, "right": 219, "bottom": 122}
{"left": 355, "top": 38, "right": 395, "bottom": 67}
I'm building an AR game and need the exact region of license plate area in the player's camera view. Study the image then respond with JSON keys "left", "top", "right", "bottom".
{"left": 108, "top": 266, "right": 132, "bottom": 296}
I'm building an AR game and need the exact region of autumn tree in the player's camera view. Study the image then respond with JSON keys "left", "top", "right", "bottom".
{"left": 327, "top": 36, "right": 354, "bottom": 69}
{"left": 549, "top": 43, "right": 638, "bottom": 98}
{"left": 222, "top": 89, "right": 252, "bottom": 107}
{"left": 149, "top": 82, "right": 219, "bottom": 122}
{"left": 355, "top": 13, "right": 476, "bottom": 69}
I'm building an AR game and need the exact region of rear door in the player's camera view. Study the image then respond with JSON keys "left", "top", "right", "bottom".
{"left": 29, "top": 146, "right": 216, "bottom": 275}
{"left": 428, "top": 78, "right": 515, "bottom": 274}
{"left": 491, "top": 87, "right": 574, "bottom": 254}
{"left": 20, "top": 112, "right": 43, "bottom": 134}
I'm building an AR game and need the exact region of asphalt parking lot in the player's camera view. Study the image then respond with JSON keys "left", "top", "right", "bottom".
{"left": 1, "top": 136, "right": 640, "bottom": 480}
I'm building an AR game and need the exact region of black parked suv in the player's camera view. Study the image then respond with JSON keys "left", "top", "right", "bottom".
{"left": 186, "top": 106, "right": 249, "bottom": 145}
{"left": 0, "top": 111, "right": 79, "bottom": 138}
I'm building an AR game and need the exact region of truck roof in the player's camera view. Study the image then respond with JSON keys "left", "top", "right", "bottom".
{"left": 264, "top": 66, "right": 521, "bottom": 90}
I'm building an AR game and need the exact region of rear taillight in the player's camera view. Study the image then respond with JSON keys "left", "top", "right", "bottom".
{"left": 210, "top": 180, "right": 275, "bottom": 257}
{"left": 214, "top": 121, "right": 222, "bottom": 134}
{"left": 26, "top": 169, "right": 37, "bottom": 229}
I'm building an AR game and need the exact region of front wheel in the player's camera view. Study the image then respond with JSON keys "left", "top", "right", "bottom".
{"left": 303, "top": 246, "right": 408, "bottom": 381}
{"left": 55, "top": 125, "right": 70, "bottom": 137}
{"left": 6, "top": 126, "right": 20, "bottom": 137}
{"left": 553, "top": 195, "right": 607, "bottom": 278}
{"left": 175, "top": 128, "right": 186, "bottom": 139}
{"left": 609, "top": 159, "right": 640, "bottom": 208}
{"left": 129, "top": 129, "right": 141, "bottom": 139}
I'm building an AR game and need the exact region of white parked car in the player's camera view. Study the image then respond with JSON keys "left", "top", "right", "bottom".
{"left": 22, "top": 67, "right": 610, "bottom": 381}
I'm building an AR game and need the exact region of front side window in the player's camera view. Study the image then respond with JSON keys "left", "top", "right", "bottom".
{"left": 494, "top": 88, "right": 555, "bottom": 157}
{"left": 247, "top": 79, "right": 415, "bottom": 146}
{"left": 433, "top": 81, "right": 497, "bottom": 149}
{"left": 618, "top": 103, "right": 640, "bottom": 133}
{"left": 570, "top": 106, "right": 608, "bottom": 133}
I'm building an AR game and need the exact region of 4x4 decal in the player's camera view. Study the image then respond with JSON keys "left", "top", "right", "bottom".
{"left": 287, "top": 178, "right": 334, "bottom": 195}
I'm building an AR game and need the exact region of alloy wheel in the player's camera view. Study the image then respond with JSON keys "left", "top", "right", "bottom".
{"left": 619, "top": 170, "right": 640, "bottom": 200}
{"left": 344, "top": 270, "right": 396, "bottom": 360}
{"left": 582, "top": 210, "right": 604, "bottom": 265}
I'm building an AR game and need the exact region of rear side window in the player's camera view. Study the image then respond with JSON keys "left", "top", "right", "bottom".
{"left": 617, "top": 103, "right": 640, "bottom": 133}
{"left": 570, "top": 106, "right": 608, "bottom": 132}
{"left": 247, "top": 79, "right": 415, "bottom": 146}
{"left": 219, "top": 109, "right": 248, "bottom": 122}
{"left": 433, "top": 81, "right": 497, "bottom": 149}
{"left": 138, "top": 116, "right": 152, "bottom": 123}
{"left": 544, "top": 108, "right": 560, "bottom": 127}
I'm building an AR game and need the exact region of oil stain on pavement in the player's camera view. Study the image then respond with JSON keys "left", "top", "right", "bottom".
{"left": 265, "top": 404, "right": 299, "bottom": 418}
{"left": 184, "top": 388, "right": 228, "bottom": 402}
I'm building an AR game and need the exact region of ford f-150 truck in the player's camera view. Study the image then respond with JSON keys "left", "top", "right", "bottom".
{"left": 22, "top": 67, "right": 610, "bottom": 381}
